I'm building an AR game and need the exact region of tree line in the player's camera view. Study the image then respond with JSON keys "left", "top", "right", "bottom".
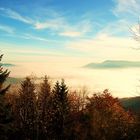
{"left": 1, "top": 54, "right": 140, "bottom": 140}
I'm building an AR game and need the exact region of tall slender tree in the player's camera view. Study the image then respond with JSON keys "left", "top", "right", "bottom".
{"left": 37, "top": 76, "right": 51, "bottom": 139}
{"left": 51, "top": 79, "right": 70, "bottom": 139}
{"left": 0, "top": 54, "right": 12, "bottom": 140}
{"left": 16, "top": 77, "right": 37, "bottom": 140}
{"left": 0, "top": 54, "right": 10, "bottom": 94}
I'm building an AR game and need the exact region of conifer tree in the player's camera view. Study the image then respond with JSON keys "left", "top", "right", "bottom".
{"left": 37, "top": 76, "right": 51, "bottom": 139}
{"left": 17, "top": 77, "right": 37, "bottom": 140}
{"left": 51, "top": 80, "right": 70, "bottom": 139}
{"left": 0, "top": 54, "right": 10, "bottom": 94}
{"left": 0, "top": 54, "right": 12, "bottom": 140}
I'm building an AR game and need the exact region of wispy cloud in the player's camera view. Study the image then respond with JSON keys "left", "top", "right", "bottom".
{"left": 4, "top": 47, "right": 64, "bottom": 57}
{"left": 111, "top": 0, "right": 140, "bottom": 48}
{"left": 0, "top": 24, "right": 14, "bottom": 33}
{"left": 68, "top": 33, "right": 138, "bottom": 50}
{"left": 34, "top": 11, "right": 93, "bottom": 37}
{"left": 34, "top": 17, "right": 65, "bottom": 30}
{"left": 35, "top": 19, "right": 87, "bottom": 38}
{"left": 66, "top": 33, "right": 140, "bottom": 60}
{"left": 0, "top": 8, "right": 33, "bottom": 24}
{"left": 58, "top": 19, "right": 93, "bottom": 37}
{"left": 97, "top": 19, "right": 129, "bottom": 36}
{"left": 11, "top": 33, "right": 59, "bottom": 43}
{"left": 59, "top": 31, "right": 83, "bottom": 37}
{"left": 0, "top": 7, "right": 93, "bottom": 38}
{"left": 21, "top": 34, "right": 51, "bottom": 42}
{"left": 113, "top": 0, "right": 140, "bottom": 19}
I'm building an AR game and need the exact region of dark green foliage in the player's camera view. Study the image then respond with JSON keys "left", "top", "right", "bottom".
{"left": 120, "top": 96, "right": 140, "bottom": 114}
{"left": 0, "top": 55, "right": 10, "bottom": 95}
{"left": 50, "top": 79, "right": 70, "bottom": 139}
{"left": 4, "top": 75, "right": 140, "bottom": 140}
{"left": 0, "top": 54, "right": 13, "bottom": 140}
{"left": 15, "top": 77, "right": 37, "bottom": 140}
{"left": 10, "top": 77, "right": 140, "bottom": 140}
{"left": 37, "top": 76, "right": 51, "bottom": 139}
{"left": 2, "top": 53, "right": 140, "bottom": 140}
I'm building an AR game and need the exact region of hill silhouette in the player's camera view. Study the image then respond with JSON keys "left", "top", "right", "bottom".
{"left": 84, "top": 60, "right": 140, "bottom": 69}
{"left": 2, "top": 63, "right": 16, "bottom": 67}
{"left": 120, "top": 96, "right": 140, "bottom": 114}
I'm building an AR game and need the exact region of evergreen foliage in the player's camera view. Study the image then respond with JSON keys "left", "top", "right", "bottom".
{"left": 0, "top": 54, "right": 12, "bottom": 140}
{"left": 1, "top": 54, "right": 140, "bottom": 140}
{"left": 51, "top": 79, "right": 70, "bottom": 139}
{"left": 15, "top": 77, "right": 37, "bottom": 140}
{"left": 37, "top": 76, "right": 51, "bottom": 139}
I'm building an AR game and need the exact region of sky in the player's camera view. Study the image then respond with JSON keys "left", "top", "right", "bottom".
{"left": 1, "top": 0, "right": 140, "bottom": 97}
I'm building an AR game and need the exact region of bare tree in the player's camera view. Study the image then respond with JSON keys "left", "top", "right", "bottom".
{"left": 131, "top": 19, "right": 140, "bottom": 44}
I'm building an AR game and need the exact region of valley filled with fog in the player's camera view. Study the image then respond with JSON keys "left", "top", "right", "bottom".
{"left": 9, "top": 62, "right": 140, "bottom": 98}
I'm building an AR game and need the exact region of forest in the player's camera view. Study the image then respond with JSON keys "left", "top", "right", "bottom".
{"left": 0, "top": 54, "right": 140, "bottom": 140}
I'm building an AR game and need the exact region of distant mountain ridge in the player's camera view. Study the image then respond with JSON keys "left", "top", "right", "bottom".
{"left": 6, "top": 77, "right": 23, "bottom": 84}
{"left": 120, "top": 96, "right": 140, "bottom": 114}
{"left": 84, "top": 60, "right": 140, "bottom": 69}
{"left": 1, "top": 63, "right": 16, "bottom": 67}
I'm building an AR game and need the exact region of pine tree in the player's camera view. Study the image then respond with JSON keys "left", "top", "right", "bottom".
{"left": 37, "top": 76, "right": 51, "bottom": 139}
{"left": 59, "top": 79, "right": 70, "bottom": 139}
{"left": 0, "top": 54, "right": 10, "bottom": 94}
{"left": 51, "top": 79, "right": 70, "bottom": 139}
{"left": 0, "top": 54, "right": 12, "bottom": 140}
{"left": 16, "top": 77, "right": 37, "bottom": 140}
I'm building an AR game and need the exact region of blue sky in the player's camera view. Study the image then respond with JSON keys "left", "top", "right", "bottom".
{"left": 0, "top": 0, "right": 115, "bottom": 43}
{"left": 1, "top": 0, "right": 140, "bottom": 97}
{"left": 0, "top": 0, "right": 140, "bottom": 63}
